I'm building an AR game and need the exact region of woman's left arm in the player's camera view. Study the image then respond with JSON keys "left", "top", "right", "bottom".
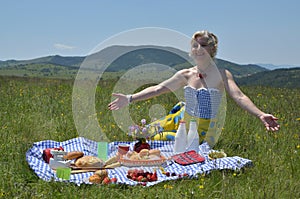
{"left": 221, "top": 69, "right": 280, "bottom": 131}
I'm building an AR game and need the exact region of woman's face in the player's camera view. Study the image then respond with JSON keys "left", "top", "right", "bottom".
{"left": 190, "top": 36, "right": 215, "bottom": 61}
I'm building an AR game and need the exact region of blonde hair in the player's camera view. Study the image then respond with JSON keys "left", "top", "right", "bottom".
{"left": 191, "top": 30, "right": 218, "bottom": 58}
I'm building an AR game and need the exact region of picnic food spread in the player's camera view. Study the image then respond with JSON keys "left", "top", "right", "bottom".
{"left": 44, "top": 146, "right": 211, "bottom": 176}
{"left": 40, "top": 135, "right": 232, "bottom": 186}
{"left": 26, "top": 137, "right": 254, "bottom": 187}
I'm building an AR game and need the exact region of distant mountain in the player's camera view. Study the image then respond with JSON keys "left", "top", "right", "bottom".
{"left": 236, "top": 67, "right": 300, "bottom": 88}
{"left": 215, "top": 59, "right": 267, "bottom": 77}
{"left": 257, "top": 63, "right": 300, "bottom": 70}
{"left": 0, "top": 45, "right": 268, "bottom": 78}
{"left": 0, "top": 55, "right": 85, "bottom": 68}
{"left": 1, "top": 46, "right": 299, "bottom": 88}
{"left": 87, "top": 45, "right": 193, "bottom": 72}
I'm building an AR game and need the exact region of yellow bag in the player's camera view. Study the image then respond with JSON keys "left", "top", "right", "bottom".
{"left": 150, "top": 101, "right": 221, "bottom": 146}
{"left": 150, "top": 102, "right": 185, "bottom": 141}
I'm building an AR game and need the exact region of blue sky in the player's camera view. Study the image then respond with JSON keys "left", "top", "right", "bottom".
{"left": 1, "top": 0, "right": 299, "bottom": 66}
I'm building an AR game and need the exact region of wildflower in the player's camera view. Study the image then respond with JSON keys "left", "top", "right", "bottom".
{"left": 128, "top": 119, "right": 162, "bottom": 140}
{"left": 142, "top": 127, "right": 148, "bottom": 133}
{"left": 198, "top": 185, "right": 204, "bottom": 189}
{"left": 296, "top": 118, "right": 300, "bottom": 121}
{"left": 164, "top": 184, "right": 173, "bottom": 189}
{"left": 141, "top": 119, "right": 146, "bottom": 125}
{"left": 297, "top": 145, "right": 300, "bottom": 149}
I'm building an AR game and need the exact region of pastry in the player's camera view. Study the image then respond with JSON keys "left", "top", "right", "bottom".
{"left": 75, "top": 156, "right": 105, "bottom": 168}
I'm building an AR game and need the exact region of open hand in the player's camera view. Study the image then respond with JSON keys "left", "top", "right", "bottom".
{"left": 108, "top": 93, "right": 129, "bottom": 110}
{"left": 259, "top": 114, "right": 280, "bottom": 131}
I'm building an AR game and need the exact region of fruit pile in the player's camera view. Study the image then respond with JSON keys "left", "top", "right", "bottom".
{"left": 127, "top": 169, "right": 158, "bottom": 183}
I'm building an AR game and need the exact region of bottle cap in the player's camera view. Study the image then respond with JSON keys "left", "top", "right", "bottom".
{"left": 179, "top": 120, "right": 186, "bottom": 123}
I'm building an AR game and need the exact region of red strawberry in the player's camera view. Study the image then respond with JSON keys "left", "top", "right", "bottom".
{"left": 147, "top": 174, "right": 152, "bottom": 181}
{"left": 111, "top": 177, "right": 117, "bottom": 184}
{"left": 102, "top": 177, "right": 111, "bottom": 184}
{"left": 137, "top": 175, "right": 144, "bottom": 182}
{"left": 150, "top": 174, "right": 158, "bottom": 181}
{"left": 127, "top": 169, "right": 133, "bottom": 175}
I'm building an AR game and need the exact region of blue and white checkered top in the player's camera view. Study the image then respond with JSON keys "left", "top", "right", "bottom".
{"left": 184, "top": 86, "right": 222, "bottom": 119}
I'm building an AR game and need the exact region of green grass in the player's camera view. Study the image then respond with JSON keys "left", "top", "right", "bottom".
{"left": 0, "top": 76, "right": 299, "bottom": 199}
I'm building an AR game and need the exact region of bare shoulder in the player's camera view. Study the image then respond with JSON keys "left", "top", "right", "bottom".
{"left": 219, "top": 68, "right": 234, "bottom": 80}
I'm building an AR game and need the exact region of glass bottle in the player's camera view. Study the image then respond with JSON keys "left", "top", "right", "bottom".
{"left": 187, "top": 119, "right": 199, "bottom": 153}
{"left": 174, "top": 120, "right": 187, "bottom": 153}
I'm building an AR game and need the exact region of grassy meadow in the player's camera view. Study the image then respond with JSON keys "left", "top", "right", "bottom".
{"left": 0, "top": 75, "right": 299, "bottom": 199}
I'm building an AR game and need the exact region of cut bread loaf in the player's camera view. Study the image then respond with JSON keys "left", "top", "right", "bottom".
{"left": 75, "top": 156, "right": 105, "bottom": 168}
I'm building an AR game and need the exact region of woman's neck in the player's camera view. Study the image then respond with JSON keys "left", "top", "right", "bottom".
{"left": 195, "top": 62, "right": 212, "bottom": 73}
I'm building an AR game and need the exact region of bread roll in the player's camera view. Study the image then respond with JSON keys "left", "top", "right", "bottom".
{"left": 138, "top": 149, "right": 150, "bottom": 160}
{"left": 89, "top": 174, "right": 102, "bottom": 184}
{"left": 149, "top": 149, "right": 161, "bottom": 157}
{"left": 129, "top": 154, "right": 140, "bottom": 160}
{"left": 139, "top": 149, "right": 149, "bottom": 157}
{"left": 95, "top": 169, "right": 108, "bottom": 179}
{"left": 126, "top": 151, "right": 137, "bottom": 159}
{"left": 75, "top": 156, "right": 105, "bottom": 168}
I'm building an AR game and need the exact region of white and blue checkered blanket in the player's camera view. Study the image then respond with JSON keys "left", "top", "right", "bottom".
{"left": 26, "top": 137, "right": 252, "bottom": 187}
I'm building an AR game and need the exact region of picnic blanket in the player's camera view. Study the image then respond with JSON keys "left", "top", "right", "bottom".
{"left": 26, "top": 137, "right": 253, "bottom": 187}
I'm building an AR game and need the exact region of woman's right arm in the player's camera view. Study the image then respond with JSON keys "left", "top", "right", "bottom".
{"left": 108, "top": 70, "right": 187, "bottom": 110}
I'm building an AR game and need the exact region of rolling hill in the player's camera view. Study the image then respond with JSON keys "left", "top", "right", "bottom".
{"left": 0, "top": 45, "right": 267, "bottom": 77}
{"left": 1, "top": 45, "right": 299, "bottom": 87}
{"left": 235, "top": 67, "right": 300, "bottom": 88}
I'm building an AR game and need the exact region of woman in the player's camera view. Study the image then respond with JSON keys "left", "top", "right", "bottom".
{"left": 108, "top": 30, "right": 279, "bottom": 146}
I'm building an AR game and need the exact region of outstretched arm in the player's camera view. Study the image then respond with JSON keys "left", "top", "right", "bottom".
{"left": 222, "top": 69, "right": 280, "bottom": 131}
{"left": 108, "top": 70, "right": 187, "bottom": 110}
